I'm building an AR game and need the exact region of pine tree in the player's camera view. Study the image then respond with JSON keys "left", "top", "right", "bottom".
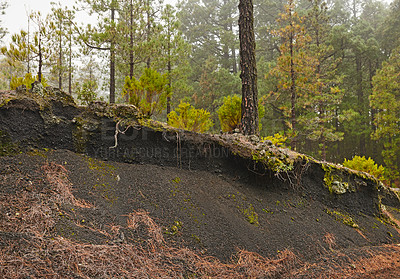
{"left": 268, "top": 0, "right": 316, "bottom": 148}
{"left": 1, "top": 11, "right": 54, "bottom": 84}
{"left": 76, "top": 0, "right": 119, "bottom": 103}
{"left": 0, "top": 0, "right": 8, "bottom": 41}
{"left": 238, "top": 0, "right": 259, "bottom": 135}
{"left": 48, "top": 4, "right": 77, "bottom": 92}
{"left": 178, "top": 0, "right": 238, "bottom": 74}
{"left": 370, "top": 47, "right": 400, "bottom": 184}
{"left": 159, "top": 4, "right": 190, "bottom": 116}
{"left": 299, "top": 0, "right": 348, "bottom": 160}
{"left": 168, "top": 102, "right": 214, "bottom": 133}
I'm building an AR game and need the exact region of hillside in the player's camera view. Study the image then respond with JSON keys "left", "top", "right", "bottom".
{"left": 1, "top": 87, "right": 400, "bottom": 278}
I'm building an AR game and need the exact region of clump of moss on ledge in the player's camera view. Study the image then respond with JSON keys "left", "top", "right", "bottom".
{"left": 322, "top": 163, "right": 359, "bottom": 195}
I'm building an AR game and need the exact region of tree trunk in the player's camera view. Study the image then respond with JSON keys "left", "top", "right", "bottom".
{"left": 126, "top": 0, "right": 134, "bottom": 103}
{"left": 68, "top": 30, "right": 72, "bottom": 95}
{"left": 38, "top": 38, "right": 42, "bottom": 82}
{"left": 356, "top": 54, "right": 365, "bottom": 154}
{"left": 146, "top": 0, "right": 151, "bottom": 68}
{"left": 166, "top": 26, "right": 172, "bottom": 117}
{"left": 109, "top": 5, "right": 116, "bottom": 104}
{"left": 27, "top": 16, "right": 31, "bottom": 74}
{"left": 229, "top": 22, "right": 237, "bottom": 74}
{"left": 59, "top": 24, "right": 63, "bottom": 90}
{"left": 289, "top": 20, "right": 296, "bottom": 150}
{"left": 238, "top": 0, "right": 258, "bottom": 136}
{"left": 129, "top": 0, "right": 134, "bottom": 78}
{"left": 167, "top": 58, "right": 171, "bottom": 117}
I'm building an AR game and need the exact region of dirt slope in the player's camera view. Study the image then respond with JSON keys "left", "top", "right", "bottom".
{"left": 1, "top": 89, "right": 400, "bottom": 278}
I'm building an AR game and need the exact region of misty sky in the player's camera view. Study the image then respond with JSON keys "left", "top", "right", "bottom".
{"left": 2, "top": 0, "right": 176, "bottom": 43}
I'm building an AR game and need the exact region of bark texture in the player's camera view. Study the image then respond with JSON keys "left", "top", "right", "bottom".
{"left": 238, "top": 0, "right": 259, "bottom": 135}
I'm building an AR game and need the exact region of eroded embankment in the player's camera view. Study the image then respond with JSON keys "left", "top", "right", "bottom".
{"left": 1, "top": 89, "right": 400, "bottom": 264}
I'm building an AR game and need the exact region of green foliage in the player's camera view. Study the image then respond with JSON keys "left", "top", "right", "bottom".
{"left": 262, "top": 132, "right": 287, "bottom": 147}
{"left": 325, "top": 208, "right": 359, "bottom": 228}
{"left": 10, "top": 73, "right": 36, "bottom": 90}
{"left": 370, "top": 47, "right": 400, "bottom": 183}
{"left": 10, "top": 73, "right": 48, "bottom": 91}
{"left": 77, "top": 80, "right": 98, "bottom": 105}
{"left": 343, "top": 156, "right": 386, "bottom": 181}
{"left": 167, "top": 102, "right": 213, "bottom": 133}
{"left": 218, "top": 95, "right": 265, "bottom": 133}
{"left": 123, "top": 68, "right": 169, "bottom": 118}
{"left": 218, "top": 95, "right": 241, "bottom": 133}
{"left": 164, "top": 221, "right": 183, "bottom": 236}
{"left": 242, "top": 204, "right": 259, "bottom": 226}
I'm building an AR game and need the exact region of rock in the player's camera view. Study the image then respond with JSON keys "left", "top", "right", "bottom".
{"left": 30, "top": 81, "right": 45, "bottom": 96}
{"left": 331, "top": 181, "right": 349, "bottom": 195}
{"left": 249, "top": 135, "right": 259, "bottom": 143}
{"left": 16, "top": 85, "right": 27, "bottom": 94}
{"left": 45, "top": 87, "right": 76, "bottom": 106}
{"left": 263, "top": 139, "right": 273, "bottom": 146}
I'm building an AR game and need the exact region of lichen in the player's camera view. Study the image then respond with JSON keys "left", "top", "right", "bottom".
{"left": 322, "top": 163, "right": 355, "bottom": 195}
{"left": 72, "top": 119, "right": 87, "bottom": 154}
{"left": 251, "top": 149, "right": 294, "bottom": 174}
{"left": 325, "top": 208, "right": 359, "bottom": 228}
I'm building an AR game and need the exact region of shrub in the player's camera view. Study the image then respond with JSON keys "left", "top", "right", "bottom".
{"left": 10, "top": 73, "right": 47, "bottom": 91}
{"left": 218, "top": 95, "right": 242, "bottom": 133}
{"left": 77, "top": 80, "right": 98, "bottom": 105}
{"left": 167, "top": 102, "right": 213, "bottom": 133}
{"left": 343, "top": 155, "right": 386, "bottom": 181}
{"left": 262, "top": 132, "right": 288, "bottom": 147}
{"left": 218, "top": 95, "right": 265, "bottom": 133}
{"left": 122, "top": 68, "right": 170, "bottom": 118}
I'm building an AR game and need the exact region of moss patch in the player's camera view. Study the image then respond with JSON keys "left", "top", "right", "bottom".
{"left": 325, "top": 208, "right": 359, "bottom": 228}
{"left": 0, "top": 130, "right": 19, "bottom": 156}
{"left": 242, "top": 204, "right": 259, "bottom": 226}
{"left": 322, "top": 164, "right": 356, "bottom": 195}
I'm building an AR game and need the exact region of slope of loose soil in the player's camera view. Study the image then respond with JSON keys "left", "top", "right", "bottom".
{"left": 1, "top": 90, "right": 400, "bottom": 277}
{"left": 1, "top": 149, "right": 400, "bottom": 278}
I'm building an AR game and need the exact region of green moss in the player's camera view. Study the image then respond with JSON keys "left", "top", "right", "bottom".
{"left": 0, "top": 130, "right": 19, "bottom": 156}
{"left": 191, "top": 233, "right": 202, "bottom": 245}
{"left": 322, "top": 164, "right": 355, "bottom": 195}
{"left": 72, "top": 117, "right": 87, "bottom": 153}
{"left": 138, "top": 118, "right": 165, "bottom": 132}
{"left": 171, "top": 177, "right": 181, "bottom": 184}
{"left": 251, "top": 150, "right": 294, "bottom": 174}
{"left": 262, "top": 208, "right": 274, "bottom": 214}
{"left": 242, "top": 204, "right": 259, "bottom": 226}
{"left": 325, "top": 208, "right": 359, "bottom": 228}
{"left": 0, "top": 97, "right": 14, "bottom": 108}
{"left": 83, "top": 156, "right": 119, "bottom": 204}
{"left": 164, "top": 221, "right": 183, "bottom": 236}
{"left": 27, "top": 148, "right": 49, "bottom": 158}
{"left": 86, "top": 156, "right": 117, "bottom": 175}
